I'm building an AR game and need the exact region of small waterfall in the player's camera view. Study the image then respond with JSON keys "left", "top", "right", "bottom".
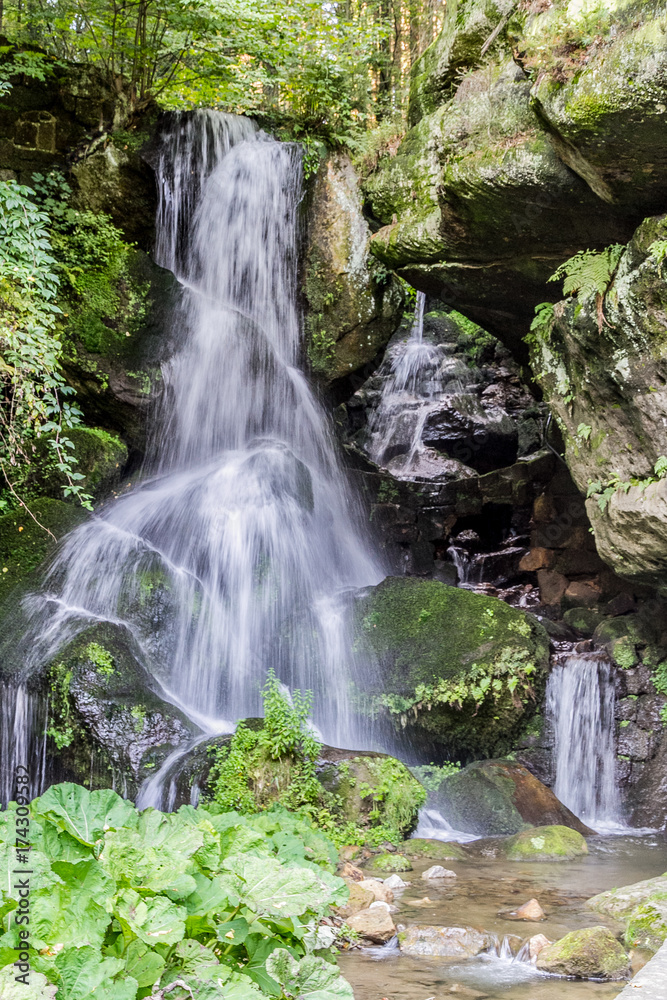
{"left": 5, "top": 111, "right": 386, "bottom": 809}
{"left": 546, "top": 653, "right": 621, "bottom": 828}
{"left": 0, "top": 683, "right": 48, "bottom": 805}
{"left": 413, "top": 806, "right": 480, "bottom": 844}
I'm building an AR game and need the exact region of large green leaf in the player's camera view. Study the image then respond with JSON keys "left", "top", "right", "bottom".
{"left": 223, "top": 855, "right": 337, "bottom": 917}
{"left": 184, "top": 873, "right": 240, "bottom": 916}
{"left": 122, "top": 939, "right": 165, "bottom": 989}
{"left": 113, "top": 889, "right": 186, "bottom": 946}
{"left": 266, "top": 950, "right": 354, "bottom": 1000}
{"left": 100, "top": 828, "right": 196, "bottom": 898}
{"left": 32, "top": 785, "right": 137, "bottom": 846}
{"left": 159, "top": 969, "right": 263, "bottom": 1000}
{"left": 172, "top": 939, "right": 220, "bottom": 980}
{"left": 0, "top": 965, "right": 57, "bottom": 999}
{"left": 30, "top": 860, "right": 114, "bottom": 949}
{"left": 50, "top": 946, "right": 125, "bottom": 1000}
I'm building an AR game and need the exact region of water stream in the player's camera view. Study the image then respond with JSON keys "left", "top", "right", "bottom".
{"left": 7, "top": 111, "right": 384, "bottom": 805}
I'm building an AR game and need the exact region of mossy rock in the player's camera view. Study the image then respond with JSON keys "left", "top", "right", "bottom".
{"left": 400, "top": 838, "right": 467, "bottom": 861}
{"left": 29, "top": 426, "right": 127, "bottom": 502}
{"left": 562, "top": 607, "right": 608, "bottom": 638}
{"left": 354, "top": 577, "right": 549, "bottom": 759}
{"left": 502, "top": 825, "right": 588, "bottom": 862}
{"left": 0, "top": 498, "right": 87, "bottom": 605}
{"left": 587, "top": 874, "right": 667, "bottom": 922}
{"left": 41, "top": 621, "right": 197, "bottom": 796}
{"left": 625, "top": 892, "right": 667, "bottom": 954}
{"left": 536, "top": 926, "right": 631, "bottom": 980}
{"left": 433, "top": 760, "right": 592, "bottom": 837}
{"left": 365, "top": 853, "right": 413, "bottom": 874}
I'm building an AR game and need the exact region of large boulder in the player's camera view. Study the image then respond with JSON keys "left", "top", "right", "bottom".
{"left": 432, "top": 759, "right": 593, "bottom": 836}
{"left": 303, "top": 152, "right": 404, "bottom": 383}
{"left": 364, "top": 1, "right": 667, "bottom": 352}
{"left": 501, "top": 824, "right": 588, "bottom": 862}
{"left": 536, "top": 926, "right": 631, "bottom": 980}
{"left": 588, "top": 873, "right": 667, "bottom": 955}
{"left": 399, "top": 924, "right": 494, "bottom": 958}
{"left": 529, "top": 215, "right": 667, "bottom": 589}
{"left": 354, "top": 577, "right": 549, "bottom": 759}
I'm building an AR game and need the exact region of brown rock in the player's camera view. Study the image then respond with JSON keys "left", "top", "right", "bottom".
{"left": 346, "top": 906, "right": 396, "bottom": 944}
{"left": 527, "top": 933, "right": 551, "bottom": 960}
{"left": 339, "top": 845, "right": 362, "bottom": 862}
{"left": 499, "top": 898, "right": 546, "bottom": 921}
{"left": 533, "top": 495, "right": 557, "bottom": 523}
{"left": 339, "top": 861, "right": 364, "bottom": 881}
{"left": 563, "top": 579, "right": 603, "bottom": 608}
{"left": 334, "top": 880, "right": 375, "bottom": 919}
{"left": 537, "top": 569, "right": 568, "bottom": 605}
{"left": 357, "top": 878, "right": 394, "bottom": 903}
{"left": 519, "top": 547, "right": 553, "bottom": 571}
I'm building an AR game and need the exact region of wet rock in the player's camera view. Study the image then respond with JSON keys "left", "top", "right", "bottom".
{"left": 587, "top": 875, "right": 667, "bottom": 924}
{"left": 383, "top": 874, "right": 409, "bottom": 890}
{"left": 401, "top": 838, "right": 467, "bottom": 862}
{"left": 526, "top": 933, "right": 551, "bottom": 960}
{"left": 536, "top": 926, "right": 631, "bottom": 980}
{"left": 334, "top": 880, "right": 375, "bottom": 919}
{"left": 365, "top": 854, "right": 413, "bottom": 875}
{"left": 354, "top": 578, "right": 549, "bottom": 760}
{"left": 502, "top": 825, "right": 588, "bottom": 862}
{"left": 399, "top": 924, "right": 494, "bottom": 958}
{"left": 563, "top": 607, "right": 608, "bottom": 639}
{"left": 346, "top": 906, "right": 396, "bottom": 944}
{"left": 357, "top": 879, "right": 394, "bottom": 904}
{"left": 625, "top": 895, "right": 667, "bottom": 955}
{"left": 499, "top": 898, "right": 545, "bottom": 922}
{"left": 304, "top": 152, "right": 403, "bottom": 383}
{"left": 433, "top": 759, "right": 592, "bottom": 837}
{"left": 627, "top": 732, "right": 667, "bottom": 829}
{"left": 72, "top": 141, "right": 156, "bottom": 246}
{"left": 421, "top": 865, "right": 457, "bottom": 879}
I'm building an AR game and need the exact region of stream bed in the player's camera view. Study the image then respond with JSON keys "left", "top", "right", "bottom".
{"left": 339, "top": 834, "right": 667, "bottom": 1000}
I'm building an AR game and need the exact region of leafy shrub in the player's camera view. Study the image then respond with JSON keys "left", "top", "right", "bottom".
{"left": 0, "top": 783, "right": 352, "bottom": 999}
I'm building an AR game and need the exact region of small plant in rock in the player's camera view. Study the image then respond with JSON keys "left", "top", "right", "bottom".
{"left": 587, "top": 456, "right": 667, "bottom": 513}
{"left": 548, "top": 244, "right": 624, "bottom": 331}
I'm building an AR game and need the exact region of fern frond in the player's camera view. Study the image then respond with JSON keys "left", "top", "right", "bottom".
{"left": 549, "top": 244, "right": 624, "bottom": 299}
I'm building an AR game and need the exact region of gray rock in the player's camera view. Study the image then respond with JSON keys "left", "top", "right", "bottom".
{"left": 399, "top": 924, "right": 493, "bottom": 958}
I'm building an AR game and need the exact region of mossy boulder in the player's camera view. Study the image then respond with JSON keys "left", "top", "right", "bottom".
{"left": 29, "top": 426, "right": 127, "bottom": 502}
{"left": 304, "top": 152, "right": 404, "bottom": 383}
{"left": 502, "top": 825, "right": 588, "bottom": 862}
{"left": 354, "top": 577, "right": 549, "bottom": 759}
{"left": 588, "top": 873, "right": 667, "bottom": 955}
{"left": 400, "top": 838, "right": 467, "bottom": 861}
{"left": 433, "top": 760, "right": 593, "bottom": 836}
{"left": 365, "top": 853, "right": 413, "bottom": 875}
{"left": 0, "top": 498, "right": 87, "bottom": 606}
{"left": 536, "top": 926, "right": 631, "bottom": 980}
{"left": 41, "top": 621, "right": 197, "bottom": 797}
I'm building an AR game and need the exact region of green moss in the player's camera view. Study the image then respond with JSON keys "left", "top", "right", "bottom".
{"left": 503, "top": 824, "right": 588, "bottom": 862}
{"left": 365, "top": 853, "right": 413, "bottom": 874}
{"left": 0, "top": 498, "right": 87, "bottom": 603}
{"left": 86, "top": 643, "right": 115, "bottom": 676}
{"left": 537, "top": 926, "right": 630, "bottom": 980}
{"left": 400, "top": 838, "right": 467, "bottom": 861}
{"left": 355, "top": 577, "right": 549, "bottom": 758}
{"left": 625, "top": 892, "right": 667, "bottom": 954}
{"left": 563, "top": 607, "right": 607, "bottom": 637}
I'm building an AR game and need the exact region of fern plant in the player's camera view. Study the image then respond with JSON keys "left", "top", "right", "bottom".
{"left": 587, "top": 456, "right": 667, "bottom": 513}
{"left": 549, "top": 244, "right": 624, "bottom": 331}
{"left": 648, "top": 239, "right": 667, "bottom": 270}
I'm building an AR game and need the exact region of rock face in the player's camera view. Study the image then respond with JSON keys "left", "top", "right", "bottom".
{"left": 433, "top": 759, "right": 592, "bottom": 836}
{"left": 354, "top": 576, "right": 549, "bottom": 759}
{"left": 501, "top": 824, "right": 588, "bottom": 862}
{"left": 364, "top": 0, "right": 667, "bottom": 351}
{"left": 529, "top": 215, "right": 667, "bottom": 589}
{"left": 304, "top": 152, "right": 404, "bottom": 383}
{"left": 399, "top": 924, "right": 493, "bottom": 958}
{"left": 536, "top": 926, "right": 631, "bottom": 980}
{"left": 588, "top": 874, "right": 667, "bottom": 955}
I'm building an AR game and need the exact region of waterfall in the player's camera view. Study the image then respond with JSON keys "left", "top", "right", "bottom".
{"left": 546, "top": 653, "right": 621, "bottom": 828}
{"left": 9, "top": 112, "right": 384, "bottom": 800}
{"left": 0, "top": 683, "right": 48, "bottom": 805}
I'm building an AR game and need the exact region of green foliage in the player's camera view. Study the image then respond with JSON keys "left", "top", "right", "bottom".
{"left": 0, "top": 180, "right": 91, "bottom": 509}
{"left": 519, "top": 1, "right": 613, "bottom": 82}
{"left": 207, "top": 670, "right": 321, "bottom": 815}
{"left": 587, "top": 456, "right": 667, "bottom": 513}
{"left": 548, "top": 244, "right": 625, "bottom": 329}
{"left": 45, "top": 662, "right": 74, "bottom": 749}
{"left": 0, "top": 783, "right": 351, "bottom": 999}
{"left": 409, "top": 761, "right": 461, "bottom": 792}
{"left": 85, "top": 642, "right": 115, "bottom": 676}
{"left": 648, "top": 239, "right": 667, "bottom": 270}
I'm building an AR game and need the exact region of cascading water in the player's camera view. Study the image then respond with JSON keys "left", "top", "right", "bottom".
{"left": 546, "top": 652, "right": 621, "bottom": 828}
{"left": 0, "top": 683, "right": 48, "bottom": 804}
{"left": 7, "top": 111, "right": 384, "bottom": 805}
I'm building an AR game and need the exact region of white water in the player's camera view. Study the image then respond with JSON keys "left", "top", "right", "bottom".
{"left": 12, "top": 112, "right": 384, "bottom": 804}
{"left": 546, "top": 653, "right": 621, "bottom": 829}
{"left": 0, "top": 683, "right": 48, "bottom": 804}
{"left": 413, "top": 806, "right": 480, "bottom": 844}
